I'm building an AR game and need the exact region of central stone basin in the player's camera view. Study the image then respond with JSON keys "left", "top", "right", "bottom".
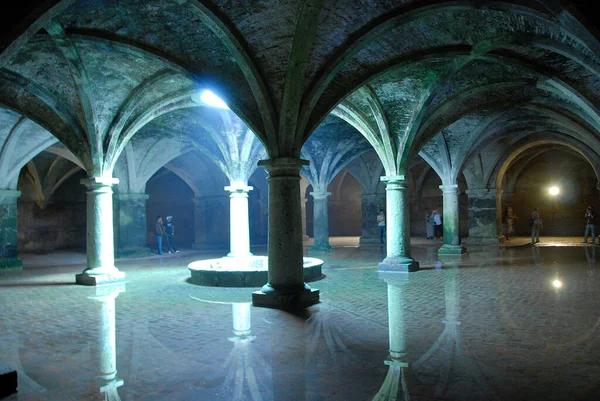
{"left": 188, "top": 256, "right": 324, "bottom": 287}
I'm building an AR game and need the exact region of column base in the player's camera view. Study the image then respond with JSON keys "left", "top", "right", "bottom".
{"left": 359, "top": 236, "right": 381, "bottom": 246}
{"left": 76, "top": 269, "right": 126, "bottom": 286}
{"left": 309, "top": 243, "right": 333, "bottom": 253}
{"left": 0, "top": 364, "right": 17, "bottom": 398}
{"left": 0, "top": 257, "right": 22, "bottom": 270}
{"left": 252, "top": 283, "right": 320, "bottom": 309}
{"left": 227, "top": 251, "right": 253, "bottom": 258}
{"left": 379, "top": 257, "right": 420, "bottom": 273}
{"left": 437, "top": 244, "right": 467, "bottom": 256}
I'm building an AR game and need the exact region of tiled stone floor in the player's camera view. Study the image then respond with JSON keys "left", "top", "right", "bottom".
{"left": 1, "top": 237, "right": 599, "bottom": 400}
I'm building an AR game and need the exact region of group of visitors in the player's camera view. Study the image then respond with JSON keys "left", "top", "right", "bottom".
{"left": 155, "top": 215, "right": 179, "bottom": 255}
{"left": 377, "top": 203, "right": 597, "bottom": 246}
{"left": 512, "top": 205, "right": 596, "bottom": 245}
{"left": 377, "top": 208, "right": 444, "bottom": 245}
{"left": 425, "top": 210, "right": 443, "bottom": 239}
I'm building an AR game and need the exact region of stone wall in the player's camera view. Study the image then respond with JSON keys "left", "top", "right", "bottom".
{"left": 146, "top": 171, "right": 195, "bottom": 248}
{"left": 17, "top": 169, "right": 86, "bottom": 252}
{"left": 508, "top": 151, "right": 598, "bottom": 237}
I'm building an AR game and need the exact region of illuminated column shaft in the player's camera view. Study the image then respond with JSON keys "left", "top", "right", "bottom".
{"left": 379, "top": 176, "right": 419, "bottom": 272}
{"left": 225, "top": 183, "right": 253, "bottom": 258}
{"left": 77, "top": 178, "right": 125, "bottom": 285}
{"left": 252, "top": 158, "right": 319, "bottom": 309}
{"left": 438, "top": 184, "right": 465, "bottom": 255}
{"left": 310, "top": 190, "right": 332, "bottom": 252}
{"left": 301, "top": 197, "right": 309, "bottom": 240}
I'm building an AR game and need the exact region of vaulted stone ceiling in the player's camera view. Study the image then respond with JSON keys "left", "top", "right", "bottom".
{"left": 1, "top": 0, "right": 600, "bottom": 185}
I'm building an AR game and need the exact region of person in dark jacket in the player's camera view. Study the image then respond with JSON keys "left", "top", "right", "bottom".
{"left": 164, "top": 216, "right": 180, "bottom": 254}
{"left": 583, "top": 205, "right": 597, "bottom": 244}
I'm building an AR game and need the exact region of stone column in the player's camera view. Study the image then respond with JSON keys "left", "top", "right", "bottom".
{"left": 379, "top": 176, "right": 419, "bottom": 273}
{"left": 117, "top": 193, "right": 149, "bottom": 257}
{"left": 252, "top": 158, "right": 319, "bottom": 309}
{"left": 359, "top": 193, "right": 383, "bottom": 246}
{"left": 301, "top": 197, "right": 309, "bottom": 241}
{"left": 76, "top": 177, "right": 125, "bottom": 286}
{"left": 438, "top": 184, "right": 466, "bottom": 255}
{"left": 225, "top": 182, "right": 253, "bottom": 258}
{"left": 466, "top": 188, "right": 499, "bottom": 244}
{"left": 310, "top": 190, "right": 332, "bottom": 252}
{"left": 89, "top": 284, "right": 125, "bottom": 399}
{"left": 0, "top": 190, "right": 21, "bottom": 269}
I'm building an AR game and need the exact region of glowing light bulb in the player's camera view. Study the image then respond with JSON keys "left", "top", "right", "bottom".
{"left": 549, "top": 186, "right": 560, "bottom": 196}
{"left": 552, "top": 279, "right": 562, "bottom": 288}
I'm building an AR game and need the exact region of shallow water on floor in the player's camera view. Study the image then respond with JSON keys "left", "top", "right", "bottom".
{"left": 1, "top": 243, "right": 600, "bottom": 400}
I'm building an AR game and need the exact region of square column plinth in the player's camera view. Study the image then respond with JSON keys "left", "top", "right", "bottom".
{"left": 379, "top": 257, "right": 420, "bottom": 273}
{"left": 76, "top": 270, "right": 126, "bottom": 286}
{"left": 438, "top": 244, "right": 467, "bottom": 256}
{"left": 252, "top": 285, "right": 320, "bottom": 309}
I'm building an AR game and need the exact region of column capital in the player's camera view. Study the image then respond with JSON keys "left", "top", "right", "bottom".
{"left": 81, "top": 177, "right": 119, "bottom": 189}
{"left": 225, "top": 182, "right": 253, "bottom": 193}
{"left": 117, "top": 193, "right": 149, "bottom": 201}
{"left": 309, "top": 191, "right": 331, "bottom": 200}
{"left": 258, "top": 157, "right": 309, "bottom": 177}
{"left": 0, "top": 189, "right": 21, "bottom": 204}
{"left": 381, "top": 175, "right": 408, "bottom": 190}
{"left": 439, "top": 184, "right": 459, "bottom": 195}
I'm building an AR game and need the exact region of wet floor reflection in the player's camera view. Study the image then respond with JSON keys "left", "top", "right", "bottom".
{"left": 89, "top": 284, "right": 126, "bottom": 401}
{"left": 4, "top": 246, "right": 600, "bottom": 400}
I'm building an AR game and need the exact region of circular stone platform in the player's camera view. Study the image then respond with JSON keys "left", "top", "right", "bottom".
{"left": 188, "top": 256, "right": 324, "bottom": 287}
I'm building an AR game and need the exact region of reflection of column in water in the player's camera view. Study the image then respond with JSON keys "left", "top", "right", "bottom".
{"left": 223, "top": 302, "right": 269, "bottom": 401}
{"left": 585, "top": 246, "right": 597, "bottom": 276}
{"left": 373, "top": 273, "right": 411, "bottom": 401}
{"left": 189, "top": 298, "right": 270, "bottom": 400}
{"left": 268, "top": 312, "right": 307, "bottom": 401}
{"left": 412, "top": 270, "right": 492, "bottom": 400}
{"left": 88, "top": 284, "right": 125, "bottom": 401}
{"left": 532, "top": 246, "right": 542, "bottom": 267}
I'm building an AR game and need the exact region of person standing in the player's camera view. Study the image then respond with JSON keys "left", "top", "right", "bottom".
{"left": 531, "top": 208, "right": 542, "bottom": 244}
{"left": 583, "top": 205, "right": 596, "bottom": 244}
{"left": 505, "top": 204, "right": 518, "bottom": 240}
{"left": 432, "top": 210, "right": 443, "bottom": 240}
{"left": 425, "top": 212, "right": 434, "bottom": 239}
{"left": 155, "top": 215, "right": 165, "bottom": 255}
{"left": 377, "top": 209, "right": 386, "bottom": 245}
{"left": 164, "top": 215, "right": 180, "bottom": 254}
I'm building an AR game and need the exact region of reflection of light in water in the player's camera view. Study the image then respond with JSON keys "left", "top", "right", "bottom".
{"left": 413, "top": 270, "right": 493, "bottom": 399}
{"left": 553, "top": 279, "right": 563, "bottom": 289}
